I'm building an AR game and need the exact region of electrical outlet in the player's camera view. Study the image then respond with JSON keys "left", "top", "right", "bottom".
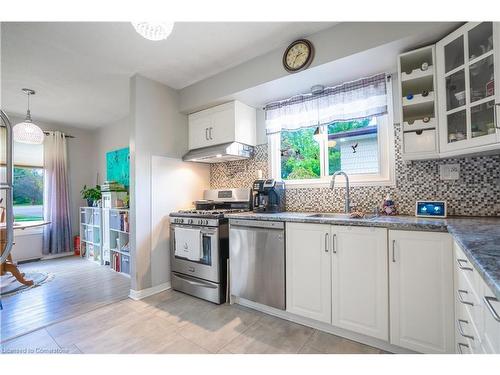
{"left": 439, "top": 164, "right": 460, "bottom": 180}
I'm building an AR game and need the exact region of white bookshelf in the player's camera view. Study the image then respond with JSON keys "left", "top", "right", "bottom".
{"left": 79, "top": 207, "right": 103, "bottom": 264}
{"left": 80, "top": 206, "right": 130, "bottom": 276}
{"left": 105, "top": 208, "right": 130, "bottom": 276}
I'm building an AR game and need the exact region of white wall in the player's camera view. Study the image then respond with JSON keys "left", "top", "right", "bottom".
{"left": 151, "top": 157, "right": 209, "bottom": 288}
{"left": 179, "top": 22, "right": 458, "bottom": 113}
{"left": 94, "top": 116, "right": 130, "bottom": 184}
{"left": 8, "top": 115, "right": 97, "bottom": 241}
{"left": 129, "top": 74, "right": 199, "bottom": 292}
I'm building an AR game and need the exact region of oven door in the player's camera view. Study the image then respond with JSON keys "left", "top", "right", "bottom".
{"left": 170, "top": 224, "right": 220, "bottom": 283}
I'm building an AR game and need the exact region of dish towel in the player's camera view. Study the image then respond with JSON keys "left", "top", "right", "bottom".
{"left": 174, "top": 227, "right": 202, "bottom": 261}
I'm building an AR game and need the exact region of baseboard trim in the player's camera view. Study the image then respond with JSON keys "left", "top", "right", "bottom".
{"left": 42, "top": 252, "right": 75, "bottom": 260}
{"left": 234, "top": 297, "right": 416, "bottom": 354}
{"left": 129, "top": 282, "right": 171, "bottom": 300}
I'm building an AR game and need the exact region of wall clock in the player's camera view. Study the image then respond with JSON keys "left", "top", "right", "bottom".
{"left": 282, "top": 39, "right": 314, "bottom": 73}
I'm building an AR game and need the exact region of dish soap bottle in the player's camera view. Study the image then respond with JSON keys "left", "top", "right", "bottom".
{"left": 381, "top": 193, "right": 398, "bottom": 216}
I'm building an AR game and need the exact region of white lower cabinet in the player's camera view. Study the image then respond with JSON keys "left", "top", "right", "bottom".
{"left": 389, "top": 230, "right": 454, "bottom": 353}
{"left": 481, "top": 281, "right": 500, "bottom": 353}
{"left": 286, "top": 223, "right": 331, "bottom": 323}
{"left": 453, "top": 241, "right": 500, "bottom": 354}
{"left": 331, "top": 226, "right": 389, "bottom": 340}
{"left": 286, "top": 223, "right": 389, "bottom": 339}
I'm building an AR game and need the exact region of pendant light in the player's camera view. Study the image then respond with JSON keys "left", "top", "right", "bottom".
{"left": 132, "top": 22, "right": 174, "bottom": 41}
{"left": 13, "top": 88, "right": 44, "bottom": 145}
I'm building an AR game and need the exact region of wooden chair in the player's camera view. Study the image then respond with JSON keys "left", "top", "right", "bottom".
{"left": 1, "top": 207, "right": 34, "bottom": 286}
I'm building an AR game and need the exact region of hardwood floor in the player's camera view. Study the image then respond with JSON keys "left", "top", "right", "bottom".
{"left": 0, "top": 256, "right": 130, "bottom": 342}
{"left": 1, "top": 288, "right": 387, "bottom": 354}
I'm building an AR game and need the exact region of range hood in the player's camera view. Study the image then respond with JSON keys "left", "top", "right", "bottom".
{"left": 182, "top": 142, "right": 254, "bottom": 163}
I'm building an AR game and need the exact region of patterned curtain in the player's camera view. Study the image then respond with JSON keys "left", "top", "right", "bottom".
{"left": 43, "top": 131, "right": 72, "bottom": 254}
{"left": 265, "top": 73, "right": 388, "bottom": 134}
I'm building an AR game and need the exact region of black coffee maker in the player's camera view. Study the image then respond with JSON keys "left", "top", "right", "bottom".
{"left": 252, "top": 179, "right": 285, "bottom": 213}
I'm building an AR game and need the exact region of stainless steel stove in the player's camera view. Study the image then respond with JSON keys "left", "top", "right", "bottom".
{"left": 169, "top": 188, "right": 252, "bottom": 304}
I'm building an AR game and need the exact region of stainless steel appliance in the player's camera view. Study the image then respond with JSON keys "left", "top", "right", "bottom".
{"left": 182, "top": 142, "right": 254, "bottom": 163}
{"left": 229, "top": 219, "right": 285, "bottom": 310}
{"left": 169, "top": 188, "right": 252, "bottom": 304}
{"left": 252, "top": 179, "right": 285, "bottom": 213}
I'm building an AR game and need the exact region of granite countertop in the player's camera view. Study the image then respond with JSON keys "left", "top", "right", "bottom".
{"left": 226, "top": 211, "right": 500, "bottom": 300}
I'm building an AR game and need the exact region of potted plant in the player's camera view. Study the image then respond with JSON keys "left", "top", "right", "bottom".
{"left": 81, "top": 185, "right": 101, "bottom": 207}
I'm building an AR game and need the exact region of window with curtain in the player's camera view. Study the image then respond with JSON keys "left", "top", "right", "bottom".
{"left": 0, "top": 132, "right": 44, "bottom": 221}
{"left": 266, "top": 73, "right": 395, "bottom": 186}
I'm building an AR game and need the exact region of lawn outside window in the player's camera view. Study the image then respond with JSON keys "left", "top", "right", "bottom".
{"left": 0, "top": 135, "right": 44, "bottom": 222}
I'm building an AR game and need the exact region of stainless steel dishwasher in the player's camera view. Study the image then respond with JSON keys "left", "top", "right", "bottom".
{"left": 229, "top": 219, "right": 285, "bottom": 310}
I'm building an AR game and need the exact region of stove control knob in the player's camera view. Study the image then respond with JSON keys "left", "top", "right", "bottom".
{"left": 188, "top": 219, "right": 193, "bottom": 224}
{"left": 204, "top": 219, "right": 209, "bottom": 225}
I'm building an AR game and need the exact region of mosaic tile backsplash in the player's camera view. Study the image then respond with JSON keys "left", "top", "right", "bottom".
{"left": 210, "top": 124, "right": 500, "bottom": 216}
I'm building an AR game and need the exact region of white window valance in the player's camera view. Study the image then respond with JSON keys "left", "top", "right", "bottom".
{"left": 265, "top": 73, "right": 388, "bottom": 134}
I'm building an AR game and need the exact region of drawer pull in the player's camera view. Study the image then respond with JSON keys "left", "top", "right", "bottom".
{"left": 324, "top": 233, "right": 329, "bottom": 253}
{"left": 457, "top": 342, "right": 469, "bottom": 354}
{"left": 456, "top": 258, "right": 473, "bottom": 271}
{"left": 483, "top": 296, "right": 500, "bottom": 322}
{"left": 457, "top": 319, "right": 474, "bottom": 340}
{"left": 457, "top": 289, "right": 474, "bottom": 306}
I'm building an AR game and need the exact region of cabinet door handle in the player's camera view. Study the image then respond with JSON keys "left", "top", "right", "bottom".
{"left": 456, "top": 258, "right": 473, "bottom": 271}
{"left": 483, "top": 296, "right": 500, "bottom": 322}
{"left": 332, "top": 234, "right": 337, "bottom": 253}
{"left": 457, "top": 289, "right": 474, "bottom": 306}
{"left": 457, "top": 319, "right": 474, "bottom": 340}
{"left": 205, "top": 128, "right": 209, "bottom": 140}
{"left": 457, "top": 342, "right": 469, "bottom": 354}
{"left": 209, "top": 127, "right": 213, "bottom": 140}
{"left": 324, "top": 233, "right": 329, "bottom": 252}
{"left": 392, "top": 239, "right": 396, "bottom": 262}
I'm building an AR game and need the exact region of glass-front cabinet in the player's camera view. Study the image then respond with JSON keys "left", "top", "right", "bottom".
{"left": 437, "top": 22, "right": 500, "bottom": 154}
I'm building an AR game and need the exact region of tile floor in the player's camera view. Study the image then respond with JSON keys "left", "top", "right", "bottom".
{"left": 1, "top": 289, "right": 387, "bottom": 354}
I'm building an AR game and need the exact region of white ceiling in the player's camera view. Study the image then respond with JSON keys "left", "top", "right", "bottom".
{"left": 1, "top": 22, "right": 335, "bottom": 128}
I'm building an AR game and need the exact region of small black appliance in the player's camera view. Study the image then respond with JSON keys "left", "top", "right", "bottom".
{"left": 252, "top": 179, "right": 285, "bottom": 213}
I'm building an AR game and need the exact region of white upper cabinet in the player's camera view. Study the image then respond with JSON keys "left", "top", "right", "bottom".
{"left": 436, "top": 22, "right": 500, "bottom": 157}
{"left": 188, "top": 100, "right": 256, "bottom": 150}
{"left": 389, "top": 230, "right": 454, "bottom": 353}
{"left": 286, "top": 222, "right": 332, "bottom": 324}
{"left": 331, "top": 226, "right": 389, "bottom": 340}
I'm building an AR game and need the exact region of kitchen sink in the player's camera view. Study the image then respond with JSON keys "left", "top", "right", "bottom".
{"left": 307, "top": 213, "right": 378, "bottom": 220}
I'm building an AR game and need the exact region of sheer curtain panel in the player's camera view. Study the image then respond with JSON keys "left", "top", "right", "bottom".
{"left": 265, "top": 73, "right": 388, "bottom": 134}
{"left": 43, "top": 131, "right": 72, "bottom": 254}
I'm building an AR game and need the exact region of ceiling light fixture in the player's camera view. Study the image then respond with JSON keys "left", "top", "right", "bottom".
{"left": 13, "top": 88, "right": 44, "bottom": 145}
{"left": 132, "top": 22, "right": 174, "bottom": 41}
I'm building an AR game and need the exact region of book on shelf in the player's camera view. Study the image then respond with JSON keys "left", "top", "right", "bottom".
{"left": 101, "top": 180, "right": 126, "bottom": 192}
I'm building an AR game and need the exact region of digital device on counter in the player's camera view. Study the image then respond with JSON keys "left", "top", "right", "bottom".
{"left": 415, "top": 201, "right": 447, "bottom": 218}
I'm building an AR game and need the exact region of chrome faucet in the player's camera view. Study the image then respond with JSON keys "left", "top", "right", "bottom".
{"left": 330, "top": 171, "right": 351, "bottom": 213}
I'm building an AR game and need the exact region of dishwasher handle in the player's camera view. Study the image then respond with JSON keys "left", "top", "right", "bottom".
{"left": 230, "top": 219, "right": 284, "bottom": 230}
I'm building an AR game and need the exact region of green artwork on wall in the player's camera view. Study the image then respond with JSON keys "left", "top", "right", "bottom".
{"left": 106, "top": 147, "right": 130, "bottom": 188}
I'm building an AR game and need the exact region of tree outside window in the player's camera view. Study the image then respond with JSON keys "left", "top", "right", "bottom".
{"left": 13, "top": 166, "right": 44, "bottom": 221}
{"left": 280, "top": 117, "right": 378, "bottom": 180}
